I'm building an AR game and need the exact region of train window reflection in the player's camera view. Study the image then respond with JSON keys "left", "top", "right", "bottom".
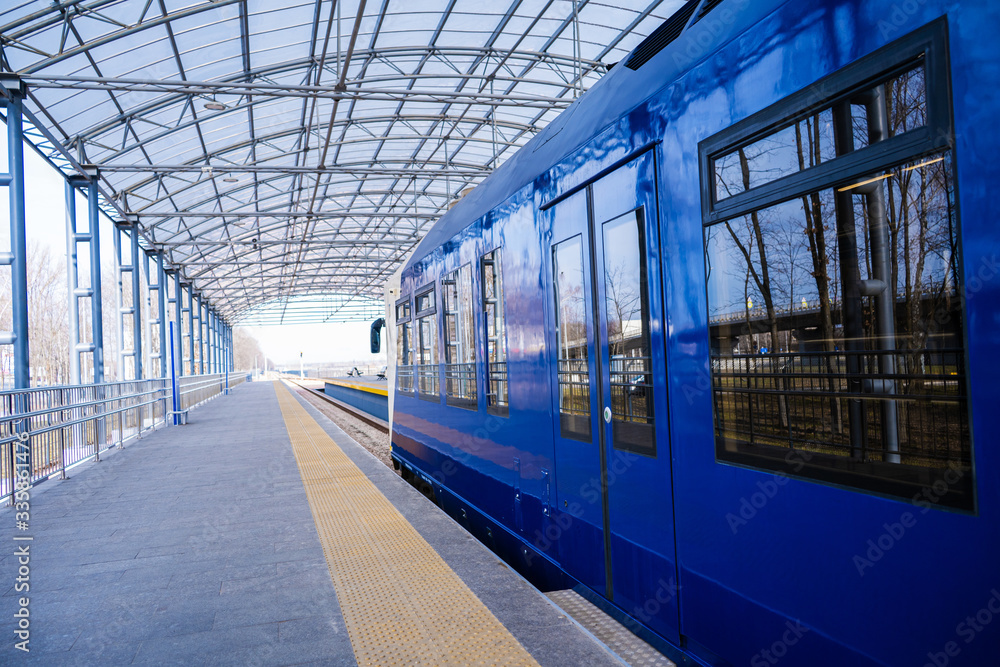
{"left": 443, "top": 265, "right": 477, "bottom": 409}
{"left": 415, "top": 287, "right": 439, "bottom": 400}
{"left": 553, "top": 235, "right": 590, "bottom": 441}
{"left": 705, "top": 153, "right": 971, "bottom": 507}
{"left": 714, "top": 64, "right": 927, "bottom": 202}
{"left": 481, "top": 249, "right": 509, "bottom": 416}
{"left": 602, "top": 210, "right": 655, "bottom": 457}
{"left": 395, "top": 298, "right": 413, "bottom": 393}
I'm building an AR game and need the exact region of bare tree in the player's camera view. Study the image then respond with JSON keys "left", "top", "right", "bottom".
{"left": 233, "top": 327, "right": 264, "bottom": 372}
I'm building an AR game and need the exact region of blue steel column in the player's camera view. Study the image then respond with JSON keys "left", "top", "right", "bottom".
{"left": 156, "top": 254, "right": 167, "bottom": 378}
{"left": 3, "top": 76, "right": 30, "bottom": 484}
{"left": 87, "top": 172, "right": 107, "bottom": 457}
{"left": 131, "top": 224, "right": 143, "bottom": 380}
{"left": 184, "top": 286, "right": 194, "bottom": 375}
{"left": 173, "top": 272, "right": 183, "bottom": 378}
{"left": 5, "top": 82, "right": 29, "bottom": 393}
{"left": 200, "top": 299, "right": 208, "bottom": 375}
{"left": 206, "top": 307, "right": 214, "bottom": 374}
{"left": 215, "top": 314, "right": 222, "bottom": 373}
{"left": 65, "top": 179, "right": 82, "bottom": 385}
{"left": 112, "top": 223, "right": 126, "bottom": 379}
{"left": 191, "top": 293, "right": 200, "bottom": 374}
{"left": 88, "top": 176, "right": 105, "bottom": 385}
{"left": 194, "top": 294, "right": 204, "bottom": 374}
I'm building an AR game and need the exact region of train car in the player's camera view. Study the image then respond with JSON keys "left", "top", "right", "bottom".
{"left": 387, "top": 1, "right": 1000, "bottom": 664}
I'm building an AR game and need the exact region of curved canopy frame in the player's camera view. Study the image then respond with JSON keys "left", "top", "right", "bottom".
{"left": 0, "top": 0, "right": 681, "bottom": 324}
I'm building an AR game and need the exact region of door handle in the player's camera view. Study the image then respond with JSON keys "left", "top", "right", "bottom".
{"left": 603, "top": 406, "right": 612, "bottom": 424}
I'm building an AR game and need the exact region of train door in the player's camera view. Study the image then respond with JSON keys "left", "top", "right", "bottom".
{"left": 547, "top": 151, "right": 679, "bottom": 643}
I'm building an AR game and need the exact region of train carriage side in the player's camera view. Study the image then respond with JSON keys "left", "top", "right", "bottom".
{"left": 390, "top": 1, "right": 1000, "bottom": 665}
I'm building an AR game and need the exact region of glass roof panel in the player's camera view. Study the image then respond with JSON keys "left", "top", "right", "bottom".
{"left": 1, "top": 0, "right": 678, "bottom": 322}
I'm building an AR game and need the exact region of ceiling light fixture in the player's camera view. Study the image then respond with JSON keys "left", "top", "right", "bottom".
{"left": 203, "top": 96, "right": 226, "bottom": 111}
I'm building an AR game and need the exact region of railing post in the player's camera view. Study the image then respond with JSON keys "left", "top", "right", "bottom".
{"left": 59, "top": 389, "right": 68, "bottom": 480}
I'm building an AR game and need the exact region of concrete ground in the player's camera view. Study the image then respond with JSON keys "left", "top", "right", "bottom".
{"left": 0, "top": 381, "right": 622, "bottom": 666}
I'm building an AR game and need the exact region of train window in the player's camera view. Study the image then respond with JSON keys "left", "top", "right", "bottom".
{"left": 603, "top": 210, "right": 655, "bottom": 456}
{"left": 442, "top": 265, "right": 477, "bottom": 409}
{"left": 553, "top": 235, "right": 591, "bottom": 441}
{"left": 701, "top": 21, "right": 972, "bottom": 509}
{"left": 713, "top": 65, "right": 926, "bottom": 203}
{"left": 395, "top": 297, "right": 413, "bottom": 394}
{"left": 481, "top": 248, "right": 509, "bottom": 416}
{"left": 415, "top": 285, "right": 439, "bottom": 401}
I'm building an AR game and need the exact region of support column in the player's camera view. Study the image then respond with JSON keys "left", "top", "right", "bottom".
{"left": 216, "top": 314, "right": 223, "bottom": 373}
{"left": 131, "top": 223, "right": 143, "bottom": 380}
{"left": 184, "top": 286, "right": 194, "bottom": 375}
{"left": 206, "top": 308, "right": 214, "bottom": 374}
{"left": 201, "top": 300, "right": 208, "bottom": 376}
{"left": 143, "top": 251, "right": 168, "bottom": 378}
{"left": 194, "top": 295, "right": 204, "bottom": 374}
{"left": 173, "top": 272, "right": 183, "bottom": 378}
{"left": 66, "top": 178, "right": 84, "bottom": 385}
{"left": 88, "top": 175, "right": 105, "bottom": 385}
{"left": 1, "top": 79, "right": 29, "bottom": 391}
{"left": 156, "top": 254, "right": 167, "bottom": 378}
{"left": 191, "top": 293, "right": 200, "bottom": 374}
{"left": 1, "top": 75, "right": 30, "bottom": 476}
{"left": 113, "top": 223, "right": 126, "bottom": 380}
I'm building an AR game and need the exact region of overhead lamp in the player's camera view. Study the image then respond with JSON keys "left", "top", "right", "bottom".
{"left": 223, "top": 175, "right": 239, "bottom": 183}
{"left": 203, "top": 96, "right": 226, "bottom": 111}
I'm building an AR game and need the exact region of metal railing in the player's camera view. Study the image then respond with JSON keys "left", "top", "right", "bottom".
{"left": 177, "top": 372, "right": 248, "bottom": 410}
{"left": 1, "top": 371, "right": 250, "bottom": 503}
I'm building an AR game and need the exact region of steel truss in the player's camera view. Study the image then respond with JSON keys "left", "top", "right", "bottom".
{"left": 0, "top": 0, "right": 676, "bottom": 330}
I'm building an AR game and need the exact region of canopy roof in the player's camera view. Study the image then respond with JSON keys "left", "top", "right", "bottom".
{"left": 0, "top": 0, "right": 682, "bottom": 324}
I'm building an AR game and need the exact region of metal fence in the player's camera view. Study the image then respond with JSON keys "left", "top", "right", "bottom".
{"left": 177, "top": 372, "right": 248, "bottom": 411}
{"left": 1, "top": 372, "right": 250, "bottom": 503}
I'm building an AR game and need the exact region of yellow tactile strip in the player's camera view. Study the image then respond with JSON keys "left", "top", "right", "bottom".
{"left": 275, "top": 382, "right": 539, "bottom": 667}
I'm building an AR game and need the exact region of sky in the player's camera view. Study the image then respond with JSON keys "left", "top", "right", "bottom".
{"left": 0, "top": 128, "right": 388, "bottom": 368}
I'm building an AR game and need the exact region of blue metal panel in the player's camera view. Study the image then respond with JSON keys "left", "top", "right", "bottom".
{"left": 391, "top": 2, "right": 1000, "bottom": 665}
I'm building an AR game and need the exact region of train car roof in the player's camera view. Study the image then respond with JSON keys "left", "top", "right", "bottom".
{"left": 404, "top": 0, "right": 787, "bottom": 270}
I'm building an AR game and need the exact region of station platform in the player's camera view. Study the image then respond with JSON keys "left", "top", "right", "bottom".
{"left": 0, "top": 380, "right": 636, "bottom": 666}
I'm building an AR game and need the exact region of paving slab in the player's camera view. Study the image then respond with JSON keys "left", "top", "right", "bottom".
{"left": 0, "top": 382, "right": 353, "bottom": 666}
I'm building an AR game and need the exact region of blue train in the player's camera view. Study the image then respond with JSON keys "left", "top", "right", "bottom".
{"left": 387, "top": 1, "right": 1000, "bottom": 664}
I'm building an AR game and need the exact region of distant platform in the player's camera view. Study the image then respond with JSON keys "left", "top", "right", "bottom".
{"left": 320, "top": 377, "right": 389, "bottom": 422}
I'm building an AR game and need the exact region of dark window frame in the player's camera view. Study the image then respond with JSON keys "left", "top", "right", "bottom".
{"left": 481, "top": 246, "right": 510, "bottom": 417}
{"left": 701, "top": 19, "right": 952, "bottom": 225}
{"left": 552, "top": 233, "right": 592, "bottom": 442}
{"left": 395, "top": 294, "right": 414, "bottom": 394}
{"left": 442, "top": 264, "right": 478, "bottom": 410}
{"left": 414, "top": 284, "right": 440, "bottom": 402}
{"left": 698, "top": 19, "right": 974, "bottom": 511}
{"left": 600, "top": 207, "right": 657, "bottom": 458}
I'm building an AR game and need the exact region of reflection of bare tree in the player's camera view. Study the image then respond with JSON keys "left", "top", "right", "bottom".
{"left": 604, "top": 260, "right": 640, "bottom": 357}
{"left": 724, "top": 147, "right": 789, "bottom": 428}
{"left": 795, "top": 116, "right": 843, "bottom": 434}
